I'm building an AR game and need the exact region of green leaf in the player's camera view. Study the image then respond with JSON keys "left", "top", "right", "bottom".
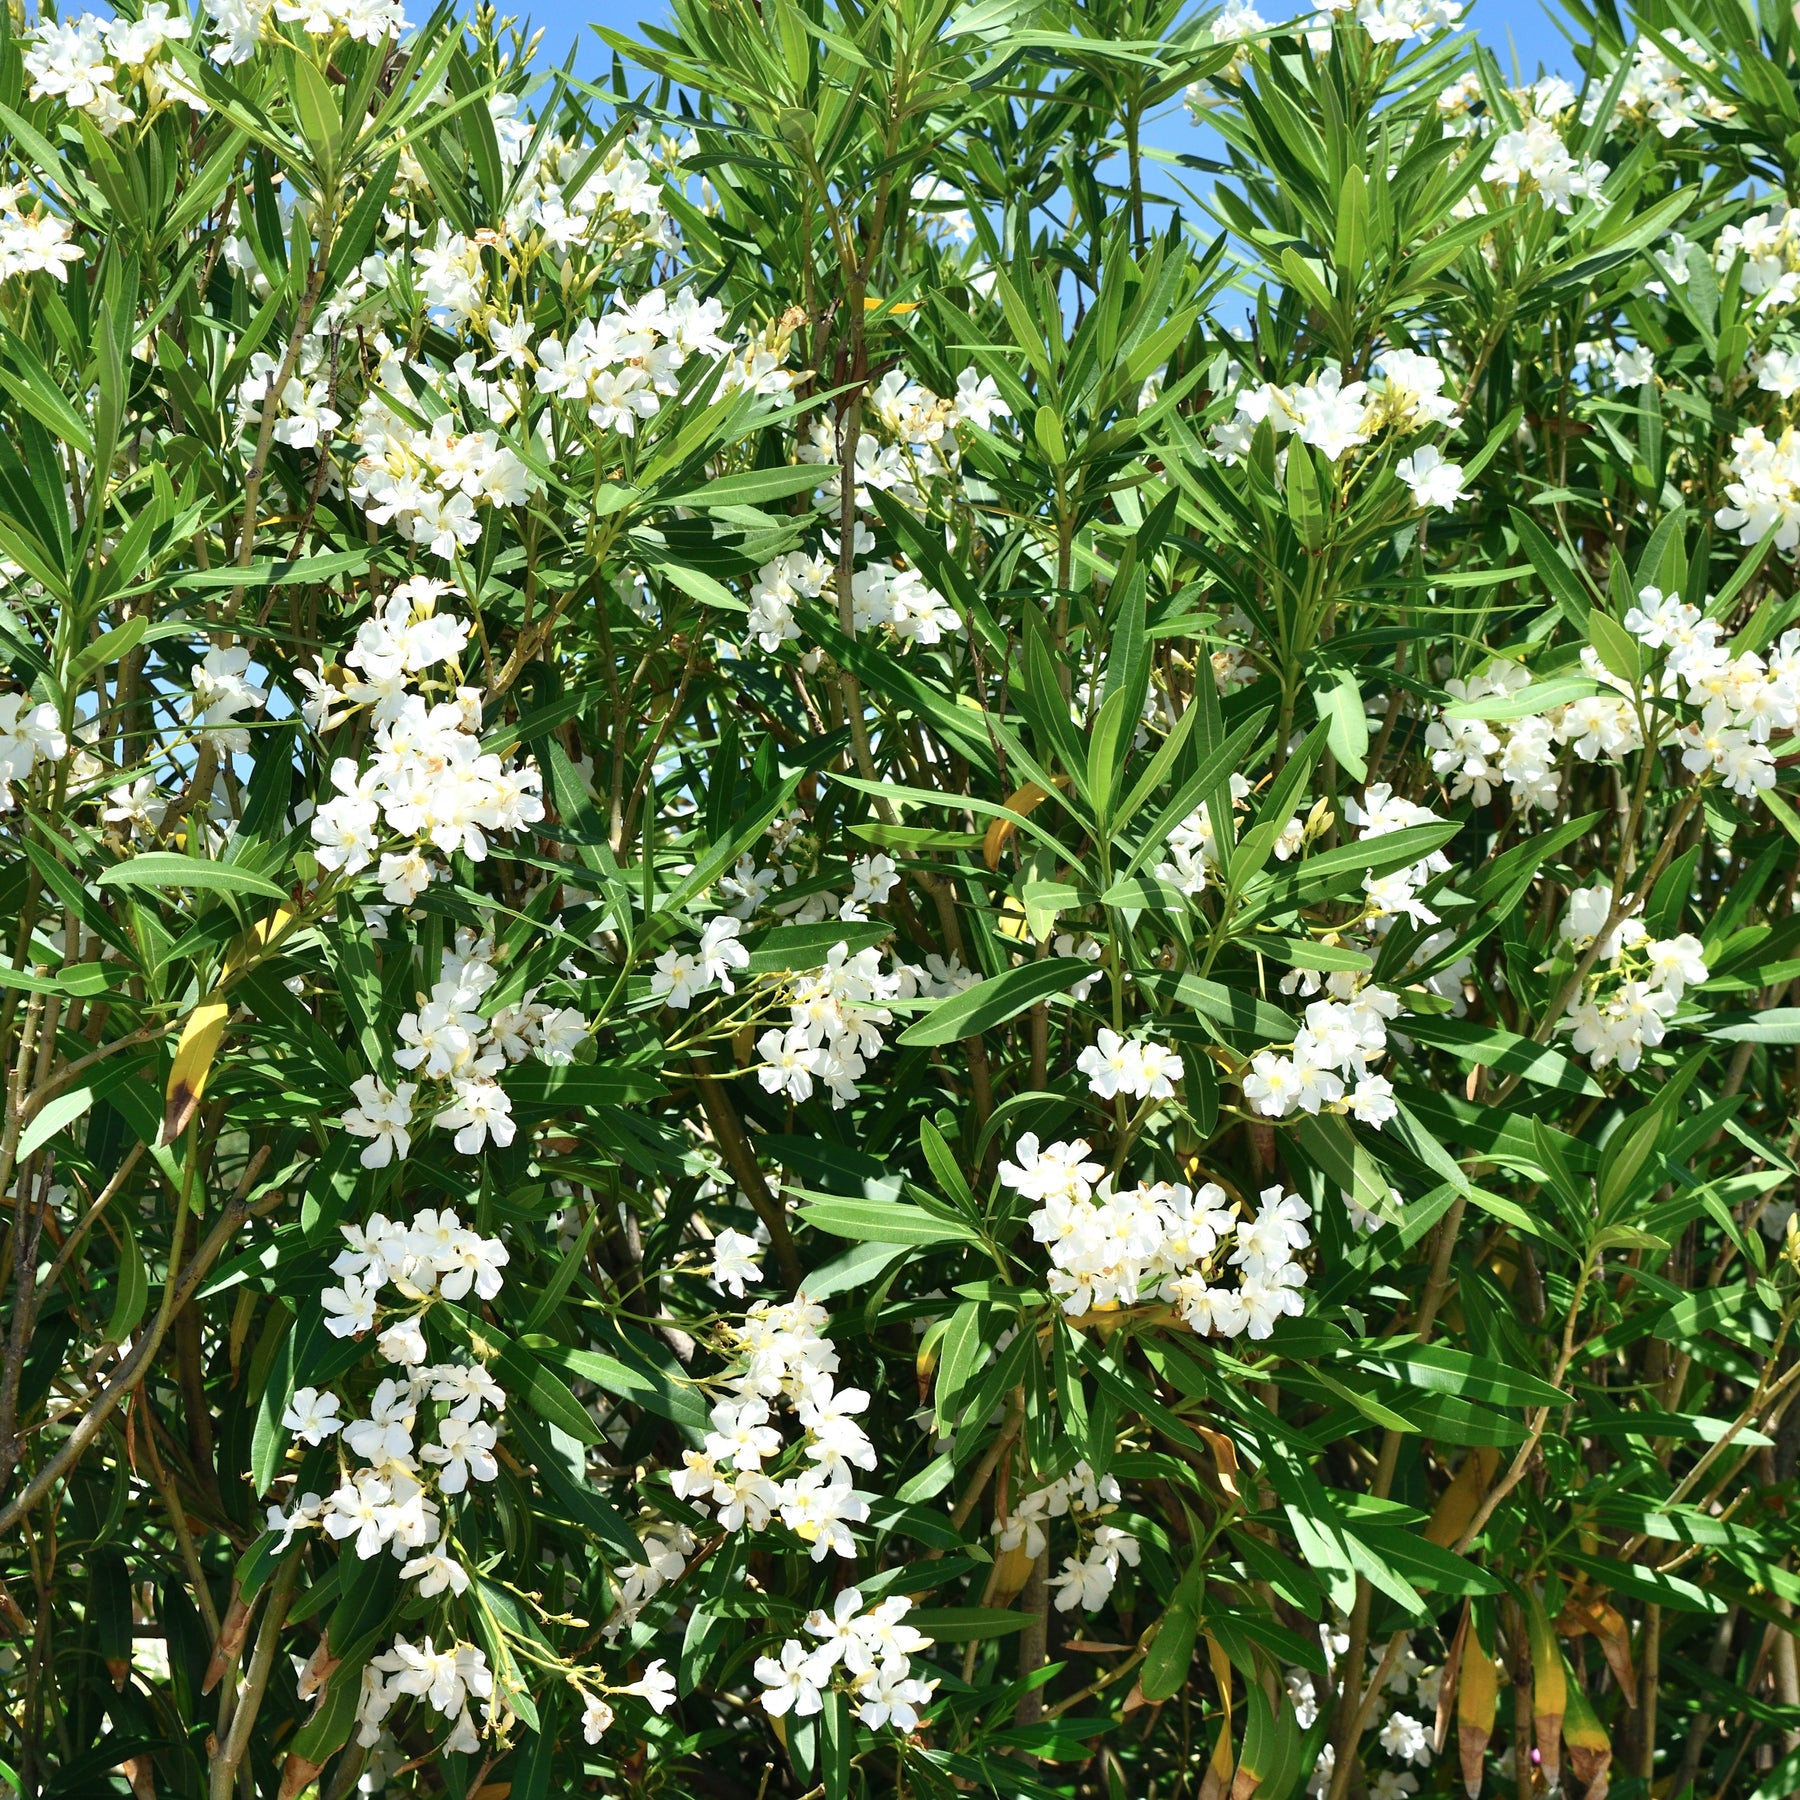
{"left": 662, "top": 464, "right": 825, "bottom": 510}
{"left": 799, "top": 1197, "right": 979, "bottom": 1246}
{"left": 1704, "top": 1008, "right": 1800, "bottom": 1043}
{"left": 1241, "top": 822, "right": 1462, "bottom": 924}
{"left": 934, "top": 1300, "right": 988, "bottom": 1427}
{"left": 1510, "top": 507, "right": 1594, "bottom": 626}
{"left": 1562, "top": 1549, "right": 1728, "bottom": 1614}
{"left": 1442, "top": 674, "right": 1600, "bottom": 721}
{"left": 1356, "top": 1344, "right": 1565, "bottom": 1409}
{"left": 1293, "top": 1113, "right": 1399, "bottom": 1227}
{"left": 96, "top": 854, "right": 289, "bottom": 900}
{"left": 907, "top": 1606, "right": 1034, "bottom": 1640}
{"left": 531, "top": 1336, "right": 709, "bottom": 1431}
{"left": 18, "top": 1085, "right": 94, "bottom": 1163}
{"left": 1139, "top": 1559, "right": 1202, "bottom": 1701}
{"left": 1399, "top": 1015, "right": 1602, "bottom": 1095}
{"left": 898, "top": 957, "right": 1093, "bottom": 1047}
{"left": 102, "top": 1218, "right": 149, "bottom": 1348}
{"left": 1586, "top": 609, "right": 1641, "bottom": 686}
{"left": 1315, "top": 668, "right": 1368, "bottom": 779}
{"left": 1285, "top": 440, "right": 1325, "bottom": 552}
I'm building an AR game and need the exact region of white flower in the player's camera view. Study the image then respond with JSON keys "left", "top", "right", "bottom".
{"left": 433, "top": 1077, "right": 515, "bottom": 1155}
{"left": 401, "top": 1551, "right": 470, "bottom": 1597}
{"left": 1395, "top": 444, "right": 1468, "bottom": 511}
{"left": 324, "top": 1474, "right": 397, "bottom": 1559}
{"left": 1076, "top": 1029, "right": 1184, "bottom": 1103}
{"left": 343, "top": 1380, "right": 414, "bottom": 1462}
{"left": 265, "top": 1490, "right": 323, "bottom": 1551}
{"left": 1349, "top": 1074, "right": 1397, "bottom": 1127}
{"left": 755, "top": 1640, "right": 829, "bottom": 1718}
{"left": 1378, "top": 1712, "right": 1431, "bottom": 1766}
{"left": 376, "top": 1315, "right": 429, "bottom": 1366}
{"left": 757, "top": 1025, "right": 823, "bottom": 1101}
{"left": 342, "top": 1075, "right": 415, "bottom": 1168}
{"left": 322, "top": 1276, "right": 378, "bottom": 1338}
{"left": 282, "top": 1385, "right": 343, "bottom": 1445}
{"left": 709, "top": 1226, "right": 764, "bottom": 1298}
{"left": 777, "top": 1465, "right": 870, "bottom": 1560}
{"left": 698, "top": 914, "right": 750, "bottom": 992}
{"left": 625, "top": 1659, "right": 678, "bottom": 1713}
{"left": 422, "top": 1414, "right": 499, "bottom": 1494}
{"left": 377, "top": 1636, "right": 492, "bottom": 1721}
{"left": 650, "top": 948, "right": 705, "bottom": 1008}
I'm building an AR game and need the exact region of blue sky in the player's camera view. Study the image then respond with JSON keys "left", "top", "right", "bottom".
{"left": 526, "top": 0, "right": 1581, "bottom": 149}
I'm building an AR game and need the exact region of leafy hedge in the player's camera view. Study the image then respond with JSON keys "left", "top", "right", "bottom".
{"left": 3, "top": 0, "right": 1800, "bottom": 1797}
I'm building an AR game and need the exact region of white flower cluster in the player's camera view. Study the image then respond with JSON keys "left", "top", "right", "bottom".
{"left": 1586, "top": 33, "right": 1734, "bottom": 138}
{"left": 233, "top": 327, "right": 351, "bottom": 446}
{"left": 1004, "top": 1135, "right": 1313, "bottom": 1338}
{"left": 993, "top": 1461, "right": 1144, "bottom": 1613}
{"left": 207, "top": 0, "right": 406, "bottom": 65}
{"left": 268, "top": 1210, "right": 512, "bottom": 1752}
{"left": 24, "top": 5, "right": 203, "bottom": 136}
{"left": 1438, "top": 80, "right": 1608, "bottom": 216}
{"left": 671, "top": 1296, "right": 877, "bottom": 1561}
{"left": 800, "top": 366, "right": 1009, "bottom": 518}
{"left": 342, "top": 930, "right": 586, "bottom": 1164}
{"left": 1211, "top": 353, "right": 1466, "bottom": 505}
{"left": 1342, "top": 783, "right": 1454, "bottom": 930}
{"left": 1425, "top": 660, "right": 1560, "bottom": 811}
{"left": 1715, "top": 205, "right": 1800, "bottom": 313}
{"left": 1430, "top": 588, "right": 1800, "bottom": 812}
{"left": 574, "top": 1660, "right": 679, "bottom": 1743}
{"left": 1243, "top": 982, "right": 1401, "bottom": 1127}
{"left": 537, "top": 289, "right": 745, "bottom": 434}
{"left": 319, "top": 1205, "right": 511, "bottom": 1348}
{"left": 497, "top": 126, "right": 674, "bottom": 264}
{"left": 0, "top": 184, "right": 85, "bottom": 284}
{"left": 1190, "top": 0, "right": 1458, "bottom": 75}
{"left": 743, "top": 529, "right": 961, "bottom": 658}
{"left": 187, "top": 645, "right": 268, "bottom": 755}
{"left": 1555, "top": 882, "right": 1709, "bottom": 1071}
{"left": 1480, "top": 117, "right": 1609, "bottom": 214}
{"left": 756, "top": 940, "right": 904, "bottom": 1109}
{"left": 0, "top": 692, "right": 67, "bottom": 812}
{"left": 755, "top": 1587, "right": 937, "bottom": 1733}
{"left": 651, "top": 914, "right": 751, "bottom": 1009}
{"left": 1718, "top": 425, "right": 1800, "bottom": 550}
{"left": 1631, "top": 587, "right": 1798, "bottom": 794}
{"left": 347, "top": 365, "right": 542, "bottom": 560}
{"left": 604, "top": 1525, "right": 698, "bottom": 1640}
{"left": 1154, "top": 774, "right": 1284, "bottom": 897}
{"left": 747, "top": 548, "right": 833, "bottom": 653}
{"left": 307, "top": 583, "right": 547, "bottom": 904}
{"left": 1301, "top": 1628, "right": 1442, "bottom": 1799}
{"left": 356, "top": 1636, "right": 491, "bottom": 1756}
{"left": 1077, "top": 1028, "right": 1184, "bottom": 1104}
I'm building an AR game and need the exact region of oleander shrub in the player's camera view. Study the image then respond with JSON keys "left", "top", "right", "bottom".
{"left": 8, "top": 0, "right": 1800, "bottom": 1795}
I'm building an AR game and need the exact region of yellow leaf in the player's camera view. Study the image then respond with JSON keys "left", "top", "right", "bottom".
{"left": 1457, "top": 1624, "right": 1499, "bottom": 1799}
{"left": 1562, "top": 1681, "right": 1612, "bottom": 1800}
{"left": 1426, "top": 1447, "right": 1498, "bottom": 1547}
{"left": 982, "top": 778, "right": 1069, "bottom": 869}
{"left": 1525, "top": 1587, "right": 1568, "bottom": 1791}
{"left": 162, "top": 994, "right": 229, "bottom": 1145}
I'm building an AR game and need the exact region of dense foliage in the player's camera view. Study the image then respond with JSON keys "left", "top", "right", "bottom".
{"left": 10, "top": 0, "right": 1800, "bottom": 1795}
